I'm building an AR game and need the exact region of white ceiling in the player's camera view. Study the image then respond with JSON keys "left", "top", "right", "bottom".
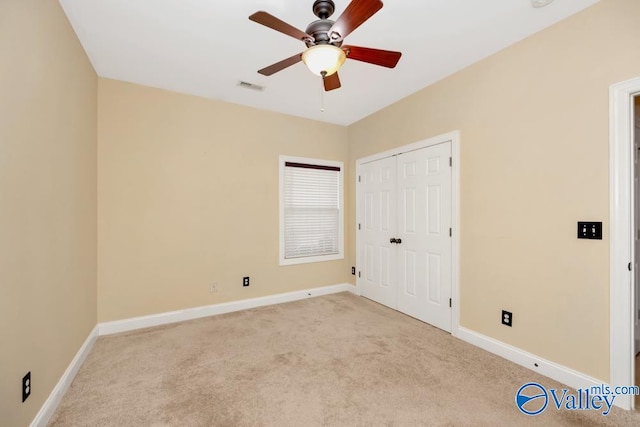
{"left": 59, "top": 0, "right": 599, "bottom": 126}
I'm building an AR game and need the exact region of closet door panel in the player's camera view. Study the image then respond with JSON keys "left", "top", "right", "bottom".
{"left": 359, "top": 156, "right": 397, "bottom": 309}
{"left": 397, "top": 143, "right": 452, "bottom": 332}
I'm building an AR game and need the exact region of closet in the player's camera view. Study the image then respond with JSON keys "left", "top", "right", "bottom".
{"left": 357, "top": 141, "right": 453, "bottom": 332}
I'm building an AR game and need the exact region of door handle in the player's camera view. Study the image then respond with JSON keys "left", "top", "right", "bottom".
{"left": 390, "top": 238, "right": 397, "bottom": 244}
{"left": 396, "top": 238, "right": 402, "bottom": 244}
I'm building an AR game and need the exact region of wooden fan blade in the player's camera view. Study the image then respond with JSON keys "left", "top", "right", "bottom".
{"left": 328, "top": 0, "right": 383, "bottom": 41}
{"left": 258, "top": 53, "right": 303, "bottom": 76}
{"left": 249, "top": 11, "right": 313, "bottom": 43}
{"left": 323, "top": 72, "right": 341, "bottom": 91}
{"left": 343, "top": 45, "right": 402, "bottom": 68}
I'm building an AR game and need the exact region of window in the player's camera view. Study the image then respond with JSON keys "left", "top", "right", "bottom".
{"left": 279, "top": 156, "right": 344, "bottom": 265}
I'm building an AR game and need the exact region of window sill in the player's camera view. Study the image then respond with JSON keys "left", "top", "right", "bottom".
{"left": 279, "top": 253, "right": 344, "bottom": 266}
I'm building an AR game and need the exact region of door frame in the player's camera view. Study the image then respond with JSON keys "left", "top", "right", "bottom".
{"left": 355, "top": 131, "right": 461, "bottom": 335}
{"left": 610, "top": 77, "right": 640, "bottom": 411}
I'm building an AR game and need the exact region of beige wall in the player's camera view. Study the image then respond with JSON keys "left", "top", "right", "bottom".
{"left": 2, "top": 0, "right": 638, "bottom": 422}
{"left": 348, "top": 0, "right": 640, "bottom": 381}
{"left": 97, "top": 79, "right": 349, "bottom": 322}
{"left": 0, "top": 1, "right": 98, "bottom": 425}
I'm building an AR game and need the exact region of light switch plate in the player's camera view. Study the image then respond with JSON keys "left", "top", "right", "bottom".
{"left": 577, "top": 222, "right": 602, "bottom": 240}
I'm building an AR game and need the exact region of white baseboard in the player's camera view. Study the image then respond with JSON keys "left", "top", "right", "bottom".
{"left": 454, "top": 326, "right": 615, "bottom": 405}
{"left": 346, "top": 283, "right": 359, "bottom": 295}
{"left": 99, "top": 283, "right": 355, "bottom": 336}
{"left": 30, "top": 325, "right": 99, "bottom": 427}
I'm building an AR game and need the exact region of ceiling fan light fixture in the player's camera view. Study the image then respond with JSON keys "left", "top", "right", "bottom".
{"left": 302, "top": 44, "right": 346, "bottom": 77}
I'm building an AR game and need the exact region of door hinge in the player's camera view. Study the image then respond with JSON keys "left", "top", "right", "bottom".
{"left": 629, "top": 262, "right": 632, "bottom": 271}
{"left": 358, "top": 271, "right": 361, "bottom": 278}
{"left": 449, "top": 298, "right": 452, "bottom": 308}
{"left": 449, "top": 228, "right": 452, "bottom": 237}
{"left": 358, "top": 223, "right": 361, "bottom": 230}
{"left": 449, "top": 157, "right": 452, "bottom": 167}
{"left": 358, "top": 175, "right": 361, "bottom": 183}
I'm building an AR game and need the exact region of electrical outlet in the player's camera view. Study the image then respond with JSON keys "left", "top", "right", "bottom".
{"left": 351, "top": 266, "right": 356, "bottom": 275}
{"left": 502, "top": 310, "right": 513, "bottom": 327}
{"left": 243, "top": 276, "right": 250, "bottom": 287}
{"left": 22, "top": 371, "right": 31, "bottom": 402}
{"left": 210, "top": 283, "right": 217, "bottom": 293}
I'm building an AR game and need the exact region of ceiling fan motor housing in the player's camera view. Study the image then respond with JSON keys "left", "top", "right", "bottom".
{"left": 305, "top": 19, "right": 340, "bottom": 47}
{"left": 307, "top": 0, "right": 341, "bottom": 47}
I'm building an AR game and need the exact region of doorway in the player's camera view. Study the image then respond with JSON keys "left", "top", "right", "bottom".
{"left": 610, "top": 77, "right": 640, "bottom": 411}
{"left": 634, "top": 94, "right": 640, "bottom": 409}
{"left": 355, "top": 132, "right": 460, "bottom": 334}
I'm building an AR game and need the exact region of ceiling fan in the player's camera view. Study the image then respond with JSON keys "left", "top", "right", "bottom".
{"left": 249, "top": 0, "right": 402, "bottom": 91}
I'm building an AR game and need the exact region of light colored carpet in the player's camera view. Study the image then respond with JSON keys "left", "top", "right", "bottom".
{"left": 50, "top": 293, "right": 640, "bottom": 426}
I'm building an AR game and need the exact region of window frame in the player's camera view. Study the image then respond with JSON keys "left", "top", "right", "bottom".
{"left": 279, "top": 155, "right": 344, "bottom": 266}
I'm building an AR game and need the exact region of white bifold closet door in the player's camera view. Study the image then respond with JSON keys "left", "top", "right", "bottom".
{"left": 360, "top": 142, "right": 452, "bottom": 332}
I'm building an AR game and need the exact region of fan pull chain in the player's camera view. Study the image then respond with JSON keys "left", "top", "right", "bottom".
{"left": 320, "top": 76, "right": 325, "bottom": 113}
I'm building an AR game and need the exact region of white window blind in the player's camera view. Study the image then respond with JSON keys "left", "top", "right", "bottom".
{"left": 283, "top": 161, "right": 341, "bottom": 260}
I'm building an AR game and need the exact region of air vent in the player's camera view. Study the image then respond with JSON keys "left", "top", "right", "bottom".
{"left": 237, "top": 81, "right": 264, "bottom": 91}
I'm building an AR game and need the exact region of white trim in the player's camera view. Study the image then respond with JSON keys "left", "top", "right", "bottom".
{"left": 30, "top": 326, "right": 99, "bottom": 427}
{"left": 355, "top": 131, "right": 461, "bottom": 334}
{"left": 347, "top": 281, "right": 361, "bottom": 296}
{"left": 610, "top": 76, "right": 640, "bottom": 411}
{"left": 99, "top": 283, "right": 353, "bottom": 335}
{"left": 356, "top": 131, "right": 460, "bottom": 165}
{"left": 278, "top": 155, "right": 345, "bottom": 266}
{"left": 451, "top": 134, "right": 461, "bottom": 336}
{"left": 456, "top": 327, "right": 605, "bottom": 395}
